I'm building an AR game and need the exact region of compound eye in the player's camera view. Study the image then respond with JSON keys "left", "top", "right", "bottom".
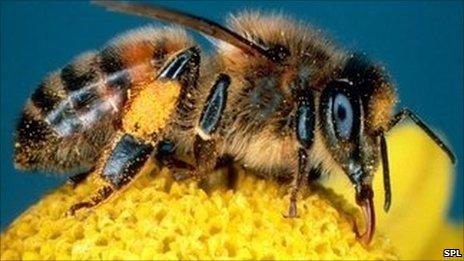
{"left": 332, "top": 93, "right": 353, "bottom": 140}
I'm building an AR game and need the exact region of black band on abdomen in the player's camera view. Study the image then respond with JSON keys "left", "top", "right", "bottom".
{"left": 31, "top": 82, "right": 62, "bottom": 114}
{"left": 99, "top": 46, "right": 131, "bottom": 90}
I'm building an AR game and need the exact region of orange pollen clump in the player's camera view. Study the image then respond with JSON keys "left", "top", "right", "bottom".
{"left": 122, "top": 80, "right": 181, "bottom": 138}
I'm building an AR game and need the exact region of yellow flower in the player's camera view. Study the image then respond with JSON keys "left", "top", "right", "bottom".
{"left": 0, "top": 124, "right": 460, "bottom": 260}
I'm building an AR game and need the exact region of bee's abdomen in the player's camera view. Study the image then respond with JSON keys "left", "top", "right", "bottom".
{"left": 15, "top": 26, "right": 195, "bottom": 173}
{"left": 27, "top": 50, "right": 125, "bottom": 137}
{"left": 26, "top": 30, "right": 183, "bottom": 138}
{"left": 14, "top": 100, "right": 116, "bottom": 173}
{"left": 15, "top": 55, "right": 119, "bottom": 172}
{"left": 14, "top": 53, "right": 124, "bottom": 172}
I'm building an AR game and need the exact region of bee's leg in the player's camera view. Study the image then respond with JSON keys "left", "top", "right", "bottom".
{"left": 223, "top": 157, "right": 239, "bottom": 190}
{"left": 170, "top": 74, "right": 231, "bottom": 181}
{"left": 168, "top": 136, "right": 218, "bottom": 181}
{"left": 68, "top": 133, "right": 154, "bottom": 215}
{"left": 67, "top": 186, "right": 113, "bottom": 215}
{"left": 66, "top": 168, "right": 94, "bottom": 188}
{"left": 284, "top": 166, "right": 321, "bottom": 217}
{"left": 160, "top": 155, "right": 195, "bottom": 172}
{"left": 155, "top": 140, "right": 196, "bottom": 176}
{"left": 193, "top": 136, "right": 219, "bottom": 179}
{"left": 213, "top": 155, "right": 238, "bottom": 189}
{"left": 159, "top": 142, "right": 237, "bottom": 190}
{"left": 285, "top": 88, "right": 315, "bottom": 218}
{"left": 285, "top": 148, "right": 310, "bottom": 218}
{"left": 191, "top": 73, "right": 231, "bottom": 179}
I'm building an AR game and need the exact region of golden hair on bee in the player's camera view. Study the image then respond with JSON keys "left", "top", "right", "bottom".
{"left": 14, "top": 1, "right": 455, "bottom": 246}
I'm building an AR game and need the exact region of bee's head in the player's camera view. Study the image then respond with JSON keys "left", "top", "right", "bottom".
{"left": 319, "top": 53, "right": 397, "bottom": 243}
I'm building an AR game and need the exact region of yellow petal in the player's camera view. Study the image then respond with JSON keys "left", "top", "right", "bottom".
{"left": 419, "top": 222, "right": 464, "bottom": 260}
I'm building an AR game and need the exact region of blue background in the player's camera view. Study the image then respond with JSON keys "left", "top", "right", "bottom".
{"left": 1, "top": 1, "right": 462, "bottom": 231}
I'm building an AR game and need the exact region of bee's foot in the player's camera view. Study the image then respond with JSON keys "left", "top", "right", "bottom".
{"left": 283, "top": 201, "right": 300, "bottom": 218}
{"left": 67, "top": 202, "right": 94, "bottom": 216}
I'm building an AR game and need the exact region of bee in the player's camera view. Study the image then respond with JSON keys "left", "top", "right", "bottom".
{"left": 13, "top": 1, "right": 455, "bottom": 245}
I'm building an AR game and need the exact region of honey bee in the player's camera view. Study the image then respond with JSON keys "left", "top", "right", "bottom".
{"left": 13, "top": 1, "right": 455, "bottom": 245}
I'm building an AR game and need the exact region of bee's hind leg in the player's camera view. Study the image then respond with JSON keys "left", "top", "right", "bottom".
{"left": 68, "top": 132, "right": 154, "bottom": 215}
{"left": 67, "top": 185, "right": 113, "bottom": 215}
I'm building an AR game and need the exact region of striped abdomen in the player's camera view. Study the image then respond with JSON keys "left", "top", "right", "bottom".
{"left": 14, "top": 26, "right": 194, "bottom": 173}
